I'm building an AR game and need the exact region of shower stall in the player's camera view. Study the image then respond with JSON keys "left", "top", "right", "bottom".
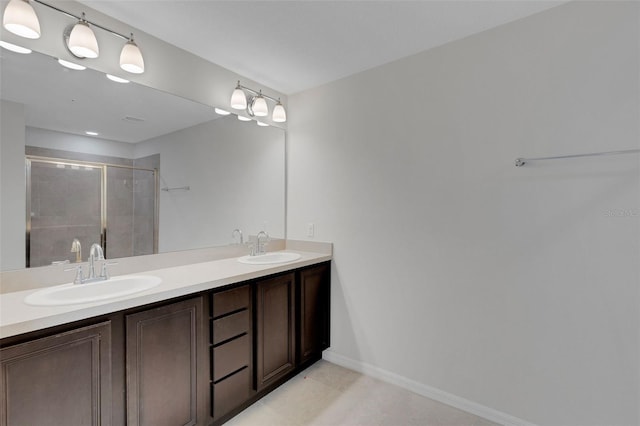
{"left": 26, "top": 156, "right": 158, "bottom": 268}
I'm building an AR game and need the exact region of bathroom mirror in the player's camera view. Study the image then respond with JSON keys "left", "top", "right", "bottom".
{"left": 0, "top": 48, "right": 285, "bottom": 271}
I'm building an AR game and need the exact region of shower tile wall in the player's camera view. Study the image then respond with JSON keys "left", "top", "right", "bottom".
{"left": 29, "top": 162, "right": 102, "bottom": 266}
{"left": 26, "top": 147, "right": 158, "bottom": 267}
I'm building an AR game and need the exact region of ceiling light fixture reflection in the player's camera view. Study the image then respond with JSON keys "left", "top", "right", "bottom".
{"left": 57, "top": 58, "right": 86, "bottom": 70}
{"left": 85, "top": 131, "right": 99, "bottom": 136}
{"left": 230, "top": 81, "right": 287, "bottom": 123}
{"left": 237, "top": 115, "right": 251, "bottom": 122}
{"left": 0, "top": 40, "right": 31, "bottom": 54}
{"left": 214, "top": 108, "right": 230, "bottom": 116}
{"left": 256, "top": 121, "right": 269, "bottom": 127}
{"left": 106, "top": 74, "right": 129, "bottom": 83}
{"left": 2, "top": 0, "right": 40, "bottom": 39}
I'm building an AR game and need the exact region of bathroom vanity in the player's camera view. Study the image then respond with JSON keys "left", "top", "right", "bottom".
{"left": 0, "top": 250, "right": 330, "bottom": 426}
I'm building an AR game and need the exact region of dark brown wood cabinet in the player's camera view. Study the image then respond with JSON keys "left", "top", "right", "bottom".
{"left": 0, "top": 321, "right": 112, "bottom": 426}
{"left": 255, "top": 272, "right": 296, "bottom": 391}
{"left": 0, "top": 260, "right": 331, "bottom": 426}
{"left": 298, "top": 263, "right": 331, "bottom": 365}
{"left": 126, "top": 296, "right": 206, "bottom": 426}
{"left": 211, "top": 286, "right": 252, "bottom": 421}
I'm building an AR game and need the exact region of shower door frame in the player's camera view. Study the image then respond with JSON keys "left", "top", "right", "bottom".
{"left": 25, "top": 156, "right": 159, "bottom": 267}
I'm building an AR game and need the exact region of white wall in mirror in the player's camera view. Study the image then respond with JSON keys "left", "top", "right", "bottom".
{"left": 0, "top": 100, "right": 26, "bottom": 271}
{"left": 135, "top": 116, "right": 285, "bottom": 253}
{"left": 0, "top": 48, "right": 286, "bottom": 272}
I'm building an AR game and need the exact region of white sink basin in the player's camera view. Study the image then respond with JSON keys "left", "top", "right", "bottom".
{"left": 24, "top": 275, "right": 162, "bottom": 306}
{"left": 238, "top": 252, "right": 302, "bottom": 265}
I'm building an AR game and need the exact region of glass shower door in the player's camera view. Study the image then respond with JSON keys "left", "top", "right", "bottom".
{"left": 27, "top": 159, "right": 103, "bottom": 267}
{"left": 105, "top": 166, "right": 157, "bottom": 259}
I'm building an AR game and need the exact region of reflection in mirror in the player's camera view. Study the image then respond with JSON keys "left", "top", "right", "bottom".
{"left": 0, "top": 48, "right": 285, "bottom": 272}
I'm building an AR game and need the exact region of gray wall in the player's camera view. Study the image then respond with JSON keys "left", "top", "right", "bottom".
{"left": 287, "top": 2, "right": 639, "bottom": 425}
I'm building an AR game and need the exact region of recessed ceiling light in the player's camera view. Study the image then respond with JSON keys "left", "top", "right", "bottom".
{"left": 256, "top": 121, "right": 269, "bottom": 127}
{"left": 0, "top": 40, "right": 31, "bottom": 54}
{"left": 106, "top": 74, "right": 129, "bottom": 83}
{"left": 58, "top": 58, "right": 85, "bottom": 70}
{"left": 214, "top": 108, "right": 230, "bottom": 116}
{"left": 85, "top": 131, "right": 99, "bottom": 136}
{"left": 237, "top": 115, "right": 251, "bottom": 122}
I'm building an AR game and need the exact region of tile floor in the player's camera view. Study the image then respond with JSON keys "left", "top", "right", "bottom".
{"left": 226, "top": 360, "right": 501, "bottom": 426}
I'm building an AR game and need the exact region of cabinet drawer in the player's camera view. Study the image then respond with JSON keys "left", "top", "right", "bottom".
{"left": 213, "top": 334, "right": 250, "bottom": 382}
{"left": 213, "top": 367, "right": 250, "bottom": 420}
{"left": 212, "top": 286, "right": 250, "bottom": 318}
{"left": 213, "top": 309, "right": 249, "bottom": 345}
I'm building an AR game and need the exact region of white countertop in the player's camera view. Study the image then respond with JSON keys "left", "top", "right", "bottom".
{"left": 0, "top": 250, "right": 331, "bottom": 339}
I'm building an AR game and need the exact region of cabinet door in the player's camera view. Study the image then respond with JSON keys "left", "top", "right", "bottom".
{"left": 0, "top": 321, "right": 111, "bottom": 426}
{"left": 255, "top": 272, "right": 295, "bottom": 391}
{"left": 298, "top": 263, "right": 331, "bottom": 365}
{"left": 126, "top": 297, "right": 205, "bottom": 426}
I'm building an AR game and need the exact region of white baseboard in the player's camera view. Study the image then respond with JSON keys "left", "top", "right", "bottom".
{"left": 322, "top": 350, "right": 536, "bottom": 426}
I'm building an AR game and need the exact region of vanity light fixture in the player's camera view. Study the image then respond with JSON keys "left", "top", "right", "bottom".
{"left": 3, "top": 0, "right": 145, "bottom": 74}
{"left": 256, "top": 121, "right": 269, "bottom": 127}
{"left": 230, "top": 82, "right": 248, "bottom": 110}
{"left": 58, "top": 58, "right": 86, "bottom": 70}
{"left": 237, "top": 115, "right": 251, "bottom": 122}
{"left": 106, "top": 74, "right": 129, "bottom": 83}
{"left": 119, "top": 33, "right": 144, "bottom": 74}
{"left": 2, "top": 0, "right": 40, "bottom": 39}
{"left": 272, "top": 99, "right": 287, "bottom": 123}
{"left": 0, "top": 40, "right": 32, "bottom": 54}
{"left": 214, "top": 108, "right": 231, "bottom": 116}
{"left": 251, "top": 92, "right": 268, "bottom": 117}
{"left": 230, "top": 81, "right": 287, "bottom": 123}
{"left": 67, "top": 13, "right": 98, "bottom": 58}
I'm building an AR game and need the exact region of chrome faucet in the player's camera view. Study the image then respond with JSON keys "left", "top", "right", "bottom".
{"left": 64, "top": 243, "right": 116, "bottom": 284}
{"left": 232, "top": 228, "right": 244, "bottom": 244}
{"left": 70, "top": 238, "right": 82, "bottom": 263}
{"left": 88, "top": 243, "right": 104, "bottom": 280}
{"left": 254, "top": 231, "right": 269, "bottom": 256}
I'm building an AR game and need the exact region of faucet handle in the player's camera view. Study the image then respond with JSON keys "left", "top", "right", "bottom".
{"left": 64, "top": 265, "right": 84, "bottom": 285}
{"left": 100, "top": 261, "right": 118, "bottom": 279}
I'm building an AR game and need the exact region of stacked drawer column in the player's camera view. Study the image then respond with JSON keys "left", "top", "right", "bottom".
{"left": 210, "top": 285, "right": 252, "bottom": 421}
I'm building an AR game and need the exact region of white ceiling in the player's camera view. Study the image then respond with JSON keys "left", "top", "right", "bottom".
{"left": 80, "top": 0, "right": 567, "bottom": 95}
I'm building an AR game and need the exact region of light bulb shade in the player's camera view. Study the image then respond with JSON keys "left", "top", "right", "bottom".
{"left": 252, "top": 96, "right": 268, "bottom": 117}
{"left": 230, "top": 88, "right": 247, "bottom": 110}
{"left": 272, "top": 102, "right": 287, "bottom": 122}
{"left": 3, "top": 0, "right": 40, "bottom": 39}
{"left": 120, "top": 39, "right": 144, "bottom": 74}
{"left": 68, "top": 21, "right": 99, "bottom": 58}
